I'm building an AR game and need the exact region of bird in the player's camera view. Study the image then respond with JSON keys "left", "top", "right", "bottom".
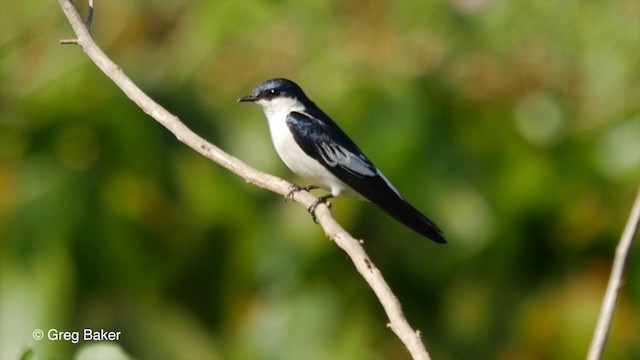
{"left": 238, "top": 78, "right": 446, "bottom": 244}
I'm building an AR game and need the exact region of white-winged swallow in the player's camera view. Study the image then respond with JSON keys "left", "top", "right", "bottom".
{"left": 239, "top": 78, "right": 446, "bottom": 243}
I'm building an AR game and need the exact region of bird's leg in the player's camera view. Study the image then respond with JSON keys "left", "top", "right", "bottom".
{"left": 308, "top": 194, "right": 334, "bottom": 223}
{"left": 285, "top": 184, "right": 319, "bottom": 202}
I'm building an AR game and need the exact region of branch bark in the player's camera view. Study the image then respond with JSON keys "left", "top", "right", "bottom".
{"left": 57, "top": 1, "right": 432, "bottom": 359}
{"left": 587, "top": 187, "right": 640, "bottom": 360}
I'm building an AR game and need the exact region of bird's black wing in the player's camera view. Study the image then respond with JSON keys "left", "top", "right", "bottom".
{"left": 286, "top": 111, "right": 446, "bottom": 243}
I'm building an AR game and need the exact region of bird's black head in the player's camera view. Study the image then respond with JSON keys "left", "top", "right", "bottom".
{"left": 238, "top": 78, "right": 308, "bottom": 103}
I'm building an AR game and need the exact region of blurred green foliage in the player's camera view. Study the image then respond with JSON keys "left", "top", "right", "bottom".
{"left": 1, "top": 0, "right": 639, "bottom": 359}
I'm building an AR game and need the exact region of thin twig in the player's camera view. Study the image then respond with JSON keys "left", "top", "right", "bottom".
{"left": 56, "top": 1, "right": 432, "bottom": 359}
{"left": 586, "top": 187, "right": 640, "bottom": 360}
{"left": 85, "top": 0, "right": 95, "bottom": 29}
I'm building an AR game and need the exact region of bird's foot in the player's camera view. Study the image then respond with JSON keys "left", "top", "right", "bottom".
{"left": 308, "top": 195, "right": 333, "bottom": 223}
{"left": 285, "top": 184, "right": 319, "bottom": 202}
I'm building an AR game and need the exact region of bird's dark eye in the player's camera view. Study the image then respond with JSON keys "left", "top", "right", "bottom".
{"left": 260, "top": 88, "right": 278, "bottom": 98}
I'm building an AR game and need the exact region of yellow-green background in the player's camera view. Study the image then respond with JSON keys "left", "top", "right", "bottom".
{"left": 1, "top": 1, "right": 638, "bottom": 359}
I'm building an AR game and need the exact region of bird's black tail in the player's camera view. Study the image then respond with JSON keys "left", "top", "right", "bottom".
{"left": 353, "top": 176, "right": 446, "bottom": 243}
{"left": 375, "top": 194, "right": 446, "bottom": 243}
{"left": 393, "top": 202, "right": 445, "bottom": 243}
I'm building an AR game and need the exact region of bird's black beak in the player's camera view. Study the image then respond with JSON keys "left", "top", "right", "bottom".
{"left": 238, "top": 94, "right": 257, "bottom": 103}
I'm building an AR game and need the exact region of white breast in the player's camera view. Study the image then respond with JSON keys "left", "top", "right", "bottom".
{"left": 257, "top": 97, "right": 354, "bottom": 197}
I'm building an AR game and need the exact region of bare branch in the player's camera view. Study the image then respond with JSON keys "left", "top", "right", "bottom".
{"left": 587, "top": 187, "right": 640, "bottom": 360}
{"left": 57, "top": 1, "right": 433, "bottom": 359}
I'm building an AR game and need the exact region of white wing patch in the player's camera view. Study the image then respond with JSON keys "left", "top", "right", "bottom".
{"left": 315, "top": 142, "right": 376, "bottom": 177}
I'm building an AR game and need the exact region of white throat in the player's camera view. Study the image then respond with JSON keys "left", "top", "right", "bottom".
{"left": 256, "top": 97, "right": 306, "bottom": 161}
{"left": 257, "top": 96, "right": 305, "bottom": 120}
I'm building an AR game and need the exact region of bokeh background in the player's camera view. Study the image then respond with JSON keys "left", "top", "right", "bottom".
{"left": 1, "top": 0, "right": 639, "bottom": 359}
